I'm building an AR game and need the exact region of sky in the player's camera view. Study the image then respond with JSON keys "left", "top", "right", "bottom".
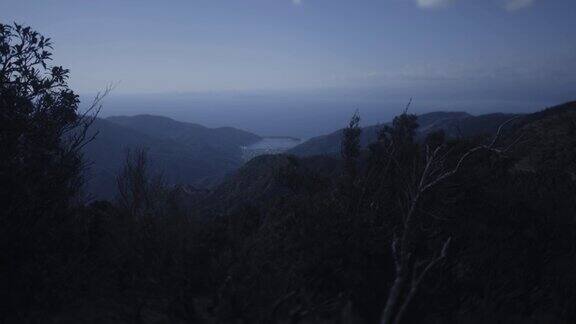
{"left": 2, "top": 0, "right": 575, "bottom": 93}
{"left": 1, "top": 0, "right": 575, "bottom": 136}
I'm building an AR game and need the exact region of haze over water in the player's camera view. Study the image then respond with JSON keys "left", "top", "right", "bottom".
{"left": 4, "top": 0, "right": 575, "bottom": 138}
{"left": 93, "top": 91, "right": 557, "bottom": 138}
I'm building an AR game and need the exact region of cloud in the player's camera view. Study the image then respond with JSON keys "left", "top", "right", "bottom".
{"left": 292, "top": 0, "right": 302, "bottom": 5}
{"left": 503, "top": 0, "right": 535, "bottom": 11}
{"left": 416, "top": 0, "right": 452, "bottom": 9}
{"left": 413, "top": 0, "right": 536, "bottom": 11}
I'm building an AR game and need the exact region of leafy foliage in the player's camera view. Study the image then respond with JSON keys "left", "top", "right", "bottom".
{"left": 0, "top": 22, "right": 92, "bottom": 322}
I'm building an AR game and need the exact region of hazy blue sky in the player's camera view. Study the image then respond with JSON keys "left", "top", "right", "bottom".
{"left": 2, "top": 0, "right": 575, "bottom": 94}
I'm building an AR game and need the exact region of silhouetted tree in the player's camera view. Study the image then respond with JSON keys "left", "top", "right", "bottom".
{"left": 0, "top": 22, "right": 101, "bottom": 321}
{"left": 341, "top": 110, "right": 362, "bottom": 181}
{"left": 378, "top": 115, "right": 520, "bottom": 324}
{"left": 341, "top": 110, "right": 362, "bottom": 206}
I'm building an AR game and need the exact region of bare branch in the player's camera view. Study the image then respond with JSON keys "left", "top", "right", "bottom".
{"left": 489, "top": 116, "right": 520, "bottom": 149}
{"left": 403, "top": 97, "right": 413, "bottom": 115}
{"left": 416, "top": 237, "right": 451, "bottom": 285}
{"left": 391, "top": 234, "right": 401, "bottom": 271}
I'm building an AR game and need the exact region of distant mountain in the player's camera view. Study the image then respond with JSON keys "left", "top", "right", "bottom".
{"left": 288, "top": 111, "right": 473, "bottom": 157}
{"left": 82, "top": 115, "right": 261, "bottom": 199}
{"left": 107, "top": 115, "right": 261, "bottom": 154}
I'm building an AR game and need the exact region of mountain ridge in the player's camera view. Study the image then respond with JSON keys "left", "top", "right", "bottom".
{"left": 202, "top": 102, "right": 575, "bottom": 215}
{"left": 288, "top": 111, "right": 518, "bottom": 157}
{"left": 82, "top": 115, "right": 261, "bottom": 199}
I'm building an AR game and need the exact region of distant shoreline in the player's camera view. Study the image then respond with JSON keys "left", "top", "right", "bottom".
{"left": 260, "top": 136, "right": 302, "bottom": 142}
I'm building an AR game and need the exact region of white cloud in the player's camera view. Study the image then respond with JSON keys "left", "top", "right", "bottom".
{"left": 416, "top": 0, "right": 452, "bottom": 9}
{"left": 503, "top": 0, "right": 535, "bottom": 11}
{"left": 292, "top": 0, "right": 302, "bottom": 5}
{"left": 413, "top": 0, "right": 536, "bottom": 11}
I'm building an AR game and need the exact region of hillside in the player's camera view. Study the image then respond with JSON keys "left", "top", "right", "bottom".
{"left": 510, "top": 101, "right": 576, "bottom": 174}
{"left": 107, "top": 114, "right": 261, "bottom": 154}
{"left": 212, "top": 103, "right": 575, "bottom": 213}
{"left": 83, "top": 111, "right": 519, "bottom": 198}
{"left": 82, "top": 116, "right": 261, "bottom": 199}
{"left": 288, "top": 111, "right": 520, "bottom": 157}
{"left": 203, "top": 154, "right": 340, "bottom": 213}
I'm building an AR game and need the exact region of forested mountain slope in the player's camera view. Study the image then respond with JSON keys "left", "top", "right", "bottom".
{"left": 180, "top": 101, "right": 576, "bottom": 323}
{"left": 82, "top": 116, "right": 260, "bottom": 198}
{"left": 289, "top": 111, "right": 518, "bottom": 157}
{"left": 107, "top": 114, "right": 261, "bottom": 153}
{"left": 509, "top": 101, "right": 576, "bottom": 174}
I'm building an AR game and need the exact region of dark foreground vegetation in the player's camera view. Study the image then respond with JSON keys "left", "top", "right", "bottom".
{"left": 2, "top": 23, "right": 576, "bottom": 324}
